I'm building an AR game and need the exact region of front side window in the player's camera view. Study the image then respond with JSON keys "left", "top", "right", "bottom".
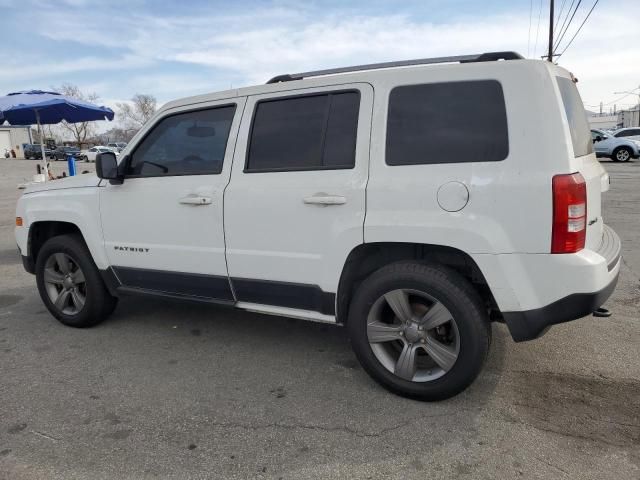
{"left": 386, "top": 80, "right": 509, "bottom": 165}
{"left": 127, "top": 105, "right": 236, "bottom": 177}
{"left": 246, "top": 91, "right": 360, "bottom": 172}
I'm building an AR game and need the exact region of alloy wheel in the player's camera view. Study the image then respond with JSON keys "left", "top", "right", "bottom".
{"left": 616, "top": 149, "right": 630, "bottom": 161}
{"left": 43, "top": 253, "right": 87, "bottom": 315}
{"left": 366, "top": 289, "right": 460, "bottom": 382}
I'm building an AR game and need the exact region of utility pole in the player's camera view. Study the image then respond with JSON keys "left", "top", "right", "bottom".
{"left": 547, "top": 0, "right": 554, "bottom": 62}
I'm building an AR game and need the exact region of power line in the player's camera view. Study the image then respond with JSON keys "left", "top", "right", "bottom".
{"left": 553, "top": 0, "right": 576, "bottom": 50}
{"left": 527, "top": 0, "right": 533, "bottom": 57}
{"left": 533, "top": 0, "right": 543, "bottom": 58}
{"left": 554, "top": 0, "right": 568, "bottom": 30}
{"left": 553, "top": 0, "right": 582, "bottom": 52}
{"left": 555, "top": 0, "right": 600, "bottom": 57}
{"left": 592, "top": 88, "right": 640, "bottom": 107}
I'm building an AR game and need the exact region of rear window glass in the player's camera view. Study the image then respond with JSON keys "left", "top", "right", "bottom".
{"left": 556, "top": 77, "right": 593, "bottom": 157}
{"left": 614, "top": 128, "right": 640, "bottom": 138}
{"left": 386, "top": 80, "right": 509, "bottom": 165}
{"left": 246, "top": 91, "right": 360, "bottom": 172}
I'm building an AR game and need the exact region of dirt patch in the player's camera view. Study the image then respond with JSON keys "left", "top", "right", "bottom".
{"left": 0, "top": 295, "right": 22, "bottom": 309}
{"left": 508, "top": 371, "right": 640, "bottom": 447}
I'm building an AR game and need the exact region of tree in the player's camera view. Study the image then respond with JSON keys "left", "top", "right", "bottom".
{"left": 56, "top": 84, "right": 101, "bottom": 148}
{"left": 116, "top": 94, "right": 157, "bottom": 131}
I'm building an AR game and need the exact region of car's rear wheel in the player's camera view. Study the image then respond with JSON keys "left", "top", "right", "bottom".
{"left": 35, "top": 234, "right": 117, "bottom": 328}
{"left": 612, "top": 146, "right": 632, "bottom": 162}
{"left": 347, "top": 262, "right": 490, "bottom": 401}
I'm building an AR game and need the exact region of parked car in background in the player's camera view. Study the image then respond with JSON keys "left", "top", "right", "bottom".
{"left": 51, "top": 146, "right": 88, "bottom": 162}
{"left": 611, "top": 127, "right": 640, "bottom": 138}
{"left": 82, "top": 146, "right": 120, "bottom": 162}
{"left": 23, "top": 144, "right": 54, "bottom": 160}
{"left": 591, "top": 128, "right": 640, "bottom": 162}
{"left": 107, "top": 142, "right": 127, "bottom": 152}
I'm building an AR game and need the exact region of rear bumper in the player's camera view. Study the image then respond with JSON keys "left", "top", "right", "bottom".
{"left": 502, "top": 269, "right": 619, "bottom": 341}
{"left": 472, "top": 224, "right": 622, "bottom": 342}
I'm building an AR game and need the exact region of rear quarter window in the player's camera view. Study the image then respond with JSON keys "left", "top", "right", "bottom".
{"left": 386, "top": 80, "right": 509, "bottom": 165}
{"left": 556, "top": 76, "right": 593, "bottom": 157}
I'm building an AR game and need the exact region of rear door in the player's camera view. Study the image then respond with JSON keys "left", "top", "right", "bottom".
{"left": 224, "top": 84, "right": 373, "bottom": 316}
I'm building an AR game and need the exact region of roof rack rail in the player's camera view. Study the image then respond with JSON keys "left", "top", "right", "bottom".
{"left": 266, "top": 51, "right": 524, "bottom": 84}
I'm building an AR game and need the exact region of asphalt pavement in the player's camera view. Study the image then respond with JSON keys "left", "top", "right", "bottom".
{"left": 0, "top": 158, "right": 638, "bottom": 479}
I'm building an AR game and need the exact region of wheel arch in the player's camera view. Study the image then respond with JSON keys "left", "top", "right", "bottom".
{"left": 27, "top": 221, "right": 85, "bottom": 270}
{"left": 336, "top": 242, "right": 499, "bottom": 325}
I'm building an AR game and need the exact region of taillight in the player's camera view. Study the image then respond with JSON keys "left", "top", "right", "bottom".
{"left": 551, "top": 173, "right": 587, "bottom": 253}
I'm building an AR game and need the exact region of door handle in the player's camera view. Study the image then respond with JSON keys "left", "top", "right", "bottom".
{"left": 179, "top": 194, "right": 212, "bottom": 205}
{"left": 303, "top": 193, "right": 347, "bottom": 206}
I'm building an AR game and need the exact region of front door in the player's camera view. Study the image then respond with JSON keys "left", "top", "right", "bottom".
{"left": 99, "top": 98, "right": 245, "bottom": 301}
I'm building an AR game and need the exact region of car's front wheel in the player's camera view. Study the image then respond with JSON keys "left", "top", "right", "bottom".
{"left": 347, "top": 262, "right": 490, "bottom": 401}
{"left": 35, "top": 234, "right": 117, "bottom": 327}
{"left": 612, "top": 146, "right": 632, "bottom": 162}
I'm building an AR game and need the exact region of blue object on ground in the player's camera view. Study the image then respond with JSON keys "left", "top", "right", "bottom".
{"left": 67, "top": 155, "right": 77, "bottom": 176}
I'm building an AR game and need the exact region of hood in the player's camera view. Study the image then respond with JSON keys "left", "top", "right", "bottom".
{"left": 24, "top": 174, "right": 101, "bottom": 194}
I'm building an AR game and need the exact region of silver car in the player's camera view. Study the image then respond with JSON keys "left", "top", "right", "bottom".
{"left": 591, "top": 128, "right": 640, "bottom": 162}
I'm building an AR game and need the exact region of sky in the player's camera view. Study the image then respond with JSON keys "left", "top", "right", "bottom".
{"left": 0, "top": 0, "right": 639, "bottom": 131}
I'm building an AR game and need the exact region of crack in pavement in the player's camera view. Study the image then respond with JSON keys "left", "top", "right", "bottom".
{"left": 502, "top": 415, "right": 638, "bottom": 449}
{"left": 30, "top": 430, "right": 60, "bottom": 442}
{"left": 207, "top": 419, "right": 412, "bottom": 438}
{"left": 511, "top": 403, "right": 640, "bottom": 429}
{"left": 533, "top": 455, "right": 571, "bottom": 477}
{"left": 205, "top": 411, "right": 466, "bottom": 438}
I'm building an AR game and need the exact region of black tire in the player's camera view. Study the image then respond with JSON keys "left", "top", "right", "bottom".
{"left": 612, "top": 146, "right": 632, "bottom": 162}
{"left": 35, "top": 234, "right": 117, "bottom": 328}
{"left": 347, "top": 262, "right": 490, "bottom": 401}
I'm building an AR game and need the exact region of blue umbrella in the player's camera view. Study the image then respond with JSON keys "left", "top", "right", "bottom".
{"left": 0, "top": 90, "right": 114, "bottom": 179}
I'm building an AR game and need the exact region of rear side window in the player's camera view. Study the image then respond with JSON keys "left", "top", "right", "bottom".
{"left": 386, "top": 80, "right": 509, "bottom": 165}
{"left": 556, "top": 77, "right": 593, "bottom": 157}
{"left": 614, "top": 128, "right": 640, "bottom": 138}
{"left": 246, "top": 91, "right": 360, "bottom": 172}
{"left": 128, "top": 105, "right": 236, "bottom": 177}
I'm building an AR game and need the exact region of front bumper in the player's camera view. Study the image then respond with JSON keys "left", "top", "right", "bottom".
{"left": 22, "top": 254, "right": 35, "bottom": 274}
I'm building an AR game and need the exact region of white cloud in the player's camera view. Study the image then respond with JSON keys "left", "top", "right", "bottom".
{"left": 4, "top": 2, "right": 639, "bottom": 108}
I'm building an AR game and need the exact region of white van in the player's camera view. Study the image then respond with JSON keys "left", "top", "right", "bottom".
{"left": 15, "top": 52, "right": 620, "bottom": 400}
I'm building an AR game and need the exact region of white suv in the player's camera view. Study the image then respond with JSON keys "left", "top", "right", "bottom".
{"left": 15, "top": 52, "right": 621, "bottom": 400}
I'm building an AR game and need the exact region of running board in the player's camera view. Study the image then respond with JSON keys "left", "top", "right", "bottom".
{"left": 235, "top": 302, "right": 337, "bottom": 324}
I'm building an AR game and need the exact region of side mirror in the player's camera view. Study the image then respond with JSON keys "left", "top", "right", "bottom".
{"left": 96, "top": 152, "right": 123, "bottom": 184}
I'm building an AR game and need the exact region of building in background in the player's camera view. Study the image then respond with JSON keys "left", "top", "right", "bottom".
{"left": 617, "top": 105, "right": 640, "bottom": 128}
{"left": 0, "top": 125, "right": 32, "bottom": 158}
{"left": 587, "top": 113, "right": 618, "bottom": 130}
